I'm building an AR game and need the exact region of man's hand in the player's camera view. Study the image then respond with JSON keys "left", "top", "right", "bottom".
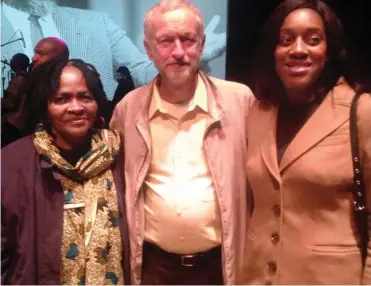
{"left": 201, "top": 15, "right": 227, "bottom": 62}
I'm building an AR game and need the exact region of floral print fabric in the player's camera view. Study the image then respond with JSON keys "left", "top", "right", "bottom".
{"left": 33, "top": 125, "right": 124, "bottom": 285}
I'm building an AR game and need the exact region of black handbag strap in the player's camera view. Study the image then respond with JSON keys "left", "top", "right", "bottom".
{"left": 349, "top": 92, "right": 368, "bottom": 265}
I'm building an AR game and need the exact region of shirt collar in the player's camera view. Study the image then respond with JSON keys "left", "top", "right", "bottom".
{"left": 148, "top": 74, "right": 208, "bottom": 120}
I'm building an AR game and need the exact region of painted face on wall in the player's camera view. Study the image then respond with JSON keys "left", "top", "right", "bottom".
{"left": 145, "top": 8, "right": 205, "bottom": 88}
{"left": 275, "top": 8, "right": 327, "bottom": 96}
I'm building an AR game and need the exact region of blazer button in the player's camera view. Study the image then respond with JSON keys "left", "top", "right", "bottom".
{"left": 271, "top": 232, "right": 280, "bottom": 244}
{"left": 267, "top": 261, "right": 277, "bottom": 274}
{"left": 273, "top": 205, "right": 281, "bottom": 217}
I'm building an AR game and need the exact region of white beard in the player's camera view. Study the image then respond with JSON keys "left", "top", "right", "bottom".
{"left": 164, "top": 64, "right": 199, "bottom": 88}
{"left": 3, "top": 0, "right": 57, "bottom": 16}
{"left": 168, "top": 69, "right": 192, "bottom": 85}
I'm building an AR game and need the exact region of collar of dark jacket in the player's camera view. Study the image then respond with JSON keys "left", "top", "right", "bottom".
{"left": 39, "top": 156, "right": 66, "bottom": 183}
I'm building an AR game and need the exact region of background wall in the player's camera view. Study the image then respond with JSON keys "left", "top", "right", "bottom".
{"left": 1, "top": 0, "right": 227, "bottom": 99}
{"left": 86, "top": 0, "right": 227, "bottom": 79}
{"left": 87, "top": 0, "right": 133, "bottom": 38}
{"left": 226, "top": 0, "right": 371, "bottom": 88}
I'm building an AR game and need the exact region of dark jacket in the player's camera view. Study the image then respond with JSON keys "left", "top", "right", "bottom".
{"left": 1, "top": 136, "right": 130, "bottom": 285}
{"left": 4, "top": 71, "right": 29, "bottom": 130}
{"left": 112, "top": 78, "right": 135, "bottom": 109}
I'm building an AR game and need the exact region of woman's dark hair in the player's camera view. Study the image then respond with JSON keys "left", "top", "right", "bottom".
{"left": 23, "top": 59, "right": 110, "bottom": 134}
{"left": 253, "top": 0, "right": 357, "bottom": 106}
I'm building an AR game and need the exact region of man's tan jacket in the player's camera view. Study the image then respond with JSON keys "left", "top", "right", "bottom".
{"left": 110, "top": 72, "right": 255, "bottom": 284}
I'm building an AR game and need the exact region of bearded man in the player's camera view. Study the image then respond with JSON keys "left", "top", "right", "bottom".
{"left": 110, "top": 0, "right": 255, "bottom": 284}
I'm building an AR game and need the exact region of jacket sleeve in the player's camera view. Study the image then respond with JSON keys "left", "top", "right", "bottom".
{"left": 110, "top": 99, "right": 125, "bottom": 133}
{"left": 1, "top": 200, "right": 16, "bottom": 284}
{"left": 359, "top": 93, "right": 371, "bottom": 284}
{"left": 1, "top": 167, "right": 19, "bottom": 285}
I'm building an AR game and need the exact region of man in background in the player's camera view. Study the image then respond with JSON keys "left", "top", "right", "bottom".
{"left": 111, "top": 66, "right": 135, "bottom": 111}
{"left": 110, "top": 0, "right": 254, "bottom": 284}
{"left": 30, "top": 37, "right": 69, "bottom": 69}
{"left": 9, "top": 53, "right": 29, "bottom": 76}
{"left": 1, "top": 37, "right": 69, "bottom": 147}
{"left": 1, "top": 53, "right": 29, "bottom": 148}
{"left": 1, "top": 0, "right": 226, "bottom": 98}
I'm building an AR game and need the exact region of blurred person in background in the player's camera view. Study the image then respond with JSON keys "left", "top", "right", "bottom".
{"left": 1, "top": 37, "right": 69, "bottom": 147}
{"left": 1, "top": 53, "right": 30, "bottom": 147}
{"left": 112, "top": 66, "right": 135, "bottom": 109}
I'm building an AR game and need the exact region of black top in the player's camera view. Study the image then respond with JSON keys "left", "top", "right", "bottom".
{"left": 276, "top": 100, "right": 321, "bottom": 165}
{"left": 59, "top": 141, "right": 91, "bottom": 166}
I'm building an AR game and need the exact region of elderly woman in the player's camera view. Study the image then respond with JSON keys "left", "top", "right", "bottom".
{"left": 1, "top": 59, "right": 129, "bottom": 285}
{"left": 244, "top": 0, "right": 371, "bottom": 284}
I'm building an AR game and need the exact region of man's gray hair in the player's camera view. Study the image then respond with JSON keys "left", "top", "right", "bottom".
{"left": 144, "top": 0, "right": 205, "bottom": 40}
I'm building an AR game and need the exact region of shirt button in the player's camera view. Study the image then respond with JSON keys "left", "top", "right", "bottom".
{"left": 273, "top": 205, "right": 281, "bottom": 217}
{"left": 271, "top": 232, "right": 280, "bottom": 244}
{"left": 267, "top": 261, "right": 277, "bottom": 274}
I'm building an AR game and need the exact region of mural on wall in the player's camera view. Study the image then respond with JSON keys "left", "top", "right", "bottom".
{"left": 1, "top": 0, "right": 227, "bottom": 99}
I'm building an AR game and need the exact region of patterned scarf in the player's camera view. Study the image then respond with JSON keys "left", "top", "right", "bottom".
{"left": 33, "top": 124, "right": 124, "bottom": 285}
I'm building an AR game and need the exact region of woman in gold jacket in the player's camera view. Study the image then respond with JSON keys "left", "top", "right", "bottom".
{"left": 244, "top": 0, "right": 371, "bottom": 284}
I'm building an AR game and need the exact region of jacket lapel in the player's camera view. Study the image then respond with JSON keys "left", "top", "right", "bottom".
{"left": 259, "top": 106, "right": 282, "bottom": 186}
{"left": 197, "top": 74, "right": 229, "bottom": 215}
{"left": 279, "top": 81, "right": 354, "bottom": 172}
{"left": 200, "top": 73, "right": 225, "bottom": 121}
{"left": 133, "top": 82, "right": 155, "bottom": 201}
{"left": 112, "top": 150, "right": 131, "bottom": 285}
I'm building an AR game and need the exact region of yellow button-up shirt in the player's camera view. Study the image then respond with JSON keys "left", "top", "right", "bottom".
{"left": 143, "top": 75, "right": 222, "bottom": 254}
